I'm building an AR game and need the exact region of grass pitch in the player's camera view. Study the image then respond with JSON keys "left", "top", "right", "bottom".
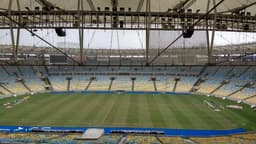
{"left": 0, "top": 93, "right": 255, "bottom": 130}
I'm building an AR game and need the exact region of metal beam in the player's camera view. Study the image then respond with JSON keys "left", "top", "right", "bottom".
{"left": 8, "top": 0, "right": 15, "bottom": 62}
{"left": 8, "top": 0, "right": 21, "bottom": 64}
{"left": 183, "top": 0, "right": 197, "bottom": 10}
{"left": 35, "top": 0, "right": 67, "bottom": 22}
{"left": 173, "top": 0, "right": 192, "bottom": 10}
{"left": 132, "top": 0, "right": 145, "bottom": 23}
{"left": 87, "top": 0, "right": 95, "bottom": 11}
{"left": 35, "top": 0, "right": 60, "bottom": 11}
{"left": 111, "top": 0, "right": 118, "bottom": 28}
{"left": 15, "top": 0, "right": 20, "bottom": 64}
{"left": 78, "top": 0, "right": 85, "bottom": 64}
{"left": 136, "top": 0, "right": 145, "bottom": 12}
{"left": 242, "top": 94, "right": 256, "bottom": 102}
{"left": 206, "top": 0, "right": 210, "bottom": 64}
{"left": 145, "top": 0, "right": 150, "bottom": 66}
{"left": 111, "top": 0, "right": 118, "bottom": 9}
{"left": 151, "top": 0, "right": 195, "bottom": 24}
{"left": 3, "top": 12, "right": 81, "bottom": 65}
{"left": 148, "top": 0, "right": 225, "bottom": 65}
{"left": 209, "top": 0, "right": 217, "bottom": 64}
{"left": 0, "top": 9, "right": 256, "bottom": 32}
{"left": 219, "top": 1, "right": 256, "bottom": 14}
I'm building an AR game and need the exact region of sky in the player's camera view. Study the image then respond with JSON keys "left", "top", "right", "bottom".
{"left": 1, "top": 29, "right": 256, "bottom": 49}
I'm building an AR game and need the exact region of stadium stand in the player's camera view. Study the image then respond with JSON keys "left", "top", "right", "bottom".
{"left": 156, "top": 76, "right": 175, "bottom": 92}
{"left": 19, "top": 66, "right": 45, "bottom": 93}
{"left": 125, "top": 135, "right": 161, "bottom": 144}
{"left": 134, "top": 76, "right": 155, "bottom": 91}
{"left": 0, "top": 132, "right": 256, "bottom": 144}
{"left": 190, "top": 133, "right": 256, "bottom": 144}
{"left": 1, "top": 1, "right": 256, "bottom": 143}
{"left": 88, "top": 76, "right": 109, "bottom": 91}
{"left": 111, "top": 76, "right": 131, "bottom": 91}
{"left": 158, "top": 136, "right": 187, "bottom": 144}
{"left": 97, "top": 134, "right": 123, "bottom": 144}
{"left": 175, "top": 76, "right": 197, "bottom": 93}
{"left": 48, "top": 75, "right": 68, "bottom": 91}
{"left": 229, "top": 87, "right": 256, "bottom": 102}
{"left": 0, "top": 66, "right": 256, "bottom": 105}
{"left": 71, "top": 75, "right": 89, "bottom": 91}
{"left": 245, "top": 97, "right": 256, "bottom": 105}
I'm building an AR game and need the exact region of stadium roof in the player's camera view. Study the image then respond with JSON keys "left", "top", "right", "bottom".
{"left": 0, "top": 0, "right": 256, "bottom": 65}
{"left": 0, "top": 0, "right": 256, "bottom": 14}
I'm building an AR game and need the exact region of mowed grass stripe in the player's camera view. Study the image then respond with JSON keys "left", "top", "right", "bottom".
{"left": 126, "top": 94, "right": 139, "bottom": 126}
{"left": 230, "top": 108, "right": 256, "bottom": 130}
{"left": 182, "top": 96, "right": 225, "bottom": 129}
{"left": 33, "top": 94, "right": 80, "bottom": 126}
{"left": 46, "top": 94, "right": 94, "bottom": 125}
{"left": 80, "top": 94, "right": 111, "bottom": 126}
{"left": 137, "top": 94, "right": 153, "bottom": 127}
{"left": 157, "top": 95, "right": 182, "bottom": 128}
{"left": 83, "top": 94, "right": 113, "bottom": 124}
{"left": 180, "top": 96, "right": 222, "bottom": 129}
{"left": 2, "top": 94, "right": 72, "bottom": 126}
{"left": 205, "top": 97, "right": 256, "bottom": 130}
{"left": 102, "top": 94, "right": 122, "bottom": 126}
{"left": 0, "top": 94, "right": 62, "bottom": 124}
{"left": 166, "top": 95, "right": 195, "bottom": 129}
{"left": 201, "top": 97, "right": 248, "bottom": 129}
{"left": 112, "top": 94, "right": 130, "bottom": 126}
{"left": 104, "top": 94, "right": 122, "bottom": 124}
{"left": 147, "top": 95, "right": 166, "bottom": 128}
{"left": 194, "top": 96, "right": 239, "bottom": 129}
{"left": 1, "top": 93, "right": 256, "bottom": 130}
{"left": 220, "top": 106, "right": 256, "bottom": 130}
{"left": 79, "top": 94, "right": 110, "bottom": 125}
{"left": 0, "top": 94, "right": 56, "bottom": 117}
{"left": 223, "top": 99, "right": 256, "bottom": 130}
{"left": 67, "top": 94, "right": 99, "bottom": 124}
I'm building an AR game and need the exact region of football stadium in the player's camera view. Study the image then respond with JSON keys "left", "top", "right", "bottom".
{"left": 0, "top": 0, "right": 256, "bottom": 143}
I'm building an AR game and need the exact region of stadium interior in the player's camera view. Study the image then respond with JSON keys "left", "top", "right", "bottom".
{"left": 0, "top": 0, "right": 256, "bottom": 143}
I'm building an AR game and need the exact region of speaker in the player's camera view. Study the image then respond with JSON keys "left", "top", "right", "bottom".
{"left": 112, "top": 16, "right": 118, "bottom": 28}
{"left": 55, "top": 28, "right": 66, "bottom": 37}
{"left": 120, "top": 21, "right": 124, "bottom": 28}
{"left": 182, "top": 28, "right": 194, "bottom": 38}
{"left": 243, "top": 24, "right": 250, "bottom": 31}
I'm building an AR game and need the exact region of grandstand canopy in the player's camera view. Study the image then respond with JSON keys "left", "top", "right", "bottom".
{"left": 0, "top": 0, "right": 256, "bottom": 65}
{"left": 0, "top": 0, "right": 256, "bottom": 14}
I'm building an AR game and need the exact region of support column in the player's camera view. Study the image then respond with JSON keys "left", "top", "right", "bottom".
{"left": 78, "top": 0, "right": 85, "bottom": 65}
{"left": 145, "top": 0, "right": 151, "bottom": 66}
{"left": 151, "top": 77, "right": 157, "bottom": 92}
{"left": 108, "top": 77, "right": 115, "bottom": 91}
{"left": 208, "top": 0, "right": 217, "bottom": 65}
{"left": 173, "top": 77, "right": 180, "bottom": 92}
{"left": 131, "top": 77, "right": 136, "bottom": 91}
{"left": 206, "top": 0, "right": 211, "bottom": 64}
{"left": 79, "top": 28, "right": 84, "bottom": 64}
{"left": 66, "top": 77, "right": 72, "bottom": 91}
{"left": 8, "top": 0, "right": 21, "bottom": 64}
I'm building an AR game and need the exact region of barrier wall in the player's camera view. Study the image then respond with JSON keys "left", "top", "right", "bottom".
{"left": 0, "top": 125, "right": 245, "bottom": 137}
{"left": 51, "top": 90, "right": 191, "bottom": 95}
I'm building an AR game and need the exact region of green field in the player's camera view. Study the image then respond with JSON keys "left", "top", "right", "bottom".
{"left": 0, "top": 93, "right": 256, "bottom": 130}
